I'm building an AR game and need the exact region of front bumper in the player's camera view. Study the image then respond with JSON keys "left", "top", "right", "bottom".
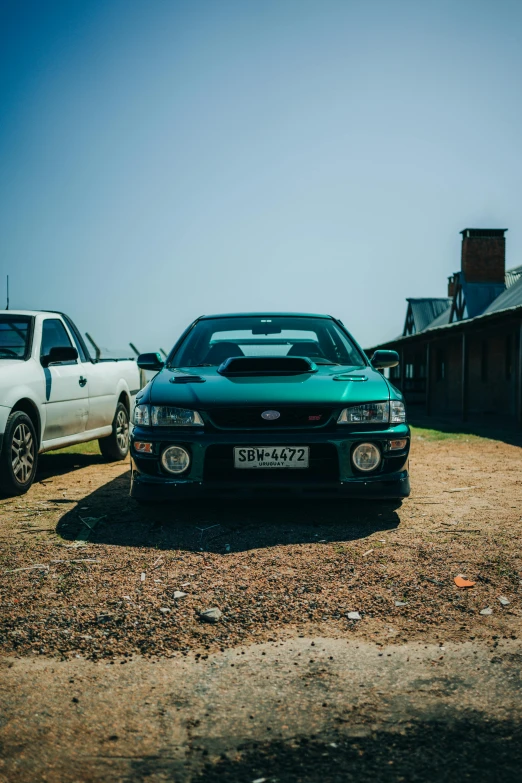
{"left": 129, "top": 424, "right": 411, "bottom": 500}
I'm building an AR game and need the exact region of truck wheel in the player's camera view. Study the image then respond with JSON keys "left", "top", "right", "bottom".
{"left": 0, "top": 411, "right": 38, "bottom": 497}
{"left": 98, "top": 402, "right": 130, "bottom": 461}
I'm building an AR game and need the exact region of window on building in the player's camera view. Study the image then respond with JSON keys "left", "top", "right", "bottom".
{"left": 481, "top": 340, "right": 488, "bottom": 382}
{"left": 405, "top": 363, "right": 414, "bottom": 379}
{"left": 505, "top": 335, "right": 512, "bottom": 380}
{"left": 436, "top": 350, "right": 445, "bottom": 381}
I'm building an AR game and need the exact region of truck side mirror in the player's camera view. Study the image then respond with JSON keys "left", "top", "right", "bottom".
{"left": 371, "top": 350, "right": 399, "bottom": 369}
{"left": 137, "top": 352, "right": 164, "bottom": 371}
{"left": 41, "top": 346, "right": 79, "bottom": 367}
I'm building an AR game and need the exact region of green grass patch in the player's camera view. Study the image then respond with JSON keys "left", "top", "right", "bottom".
{"left": 411, "top": 426, "right": 483, "bottom": 443}
{"left": 49, "top": 440, "right": 101, "bottom": 455}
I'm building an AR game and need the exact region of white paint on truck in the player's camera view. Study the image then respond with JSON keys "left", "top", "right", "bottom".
{"left": 0, "top": 310, "right": 140, "bottom": 457}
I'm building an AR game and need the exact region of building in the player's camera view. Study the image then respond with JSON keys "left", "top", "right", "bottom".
{"left": 367, "top": 228, "right": 522, "bottom": 428}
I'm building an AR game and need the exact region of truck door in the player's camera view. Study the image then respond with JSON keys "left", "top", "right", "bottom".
{"left": 83, "top": 362, "right": 118, "bottom": 431}
{"left": 58, "top": 315, "right": 118, "bottom": 433}
{"left": 40, "top": 318, "right": 89, "bottom": 441}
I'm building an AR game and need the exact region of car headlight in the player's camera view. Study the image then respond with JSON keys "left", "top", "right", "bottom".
{"left": 151, "top": 406, "right": 203, "bottom": 426}
{"left": 337, "top": 402, "right": 389, "bottom": 424}
{"left": 337, "top": 401, "right": 406, "bottom": 424}
{"left": 133, "top": 405, "right": 203, "bottom": 426}
{"left": 390, "top": 400, "right": 406, "bottom": 423}
{"left": 134, "top": 404, "right": 150, "bottom": 426}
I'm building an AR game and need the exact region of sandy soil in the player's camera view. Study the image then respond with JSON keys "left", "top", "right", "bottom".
{"left": 1, "top": 637, "right": 521, "bottom": 782}
{"left": 0, "top": 430, "right": 521, "bottom": 781}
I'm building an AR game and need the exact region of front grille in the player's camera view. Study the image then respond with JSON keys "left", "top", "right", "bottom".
{"left": 207, "top": 407, "right": 333, "bottom": 430}
{"left": 204, "top": 444, "right": 339, "bottom": 483}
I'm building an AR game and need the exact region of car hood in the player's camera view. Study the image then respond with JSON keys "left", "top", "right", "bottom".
{"left": 144, "top": 365, "right": 392, "bottom": 408}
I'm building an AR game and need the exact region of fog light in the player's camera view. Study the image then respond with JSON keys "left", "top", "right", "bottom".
{"left": 134, "top": 441, "right": 153, "bottom": 453}
{"left": 161, "top": 445, "right": 190, "bottom": 474}
{"left": 389, "top": 438, "right": 407, "bottom": 451}
{"left": 352, "top": 442, "right": 381, "bottom": 472}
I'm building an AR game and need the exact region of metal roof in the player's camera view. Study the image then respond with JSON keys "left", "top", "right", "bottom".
{"left": 367, "top": 300, "right": 522, "bottom": 352}
{"left": 425, "top": 306, "right": 452, "bottom": 330}
{"left": 461, "top": 280, "right": 506, "bottom": 318}
{"left": 483, "top": 274, "right": 522, "bottom": 314}
{"left": 404, "top": 298, "right": 451, "bottom": 334}
{"left": 506, "top": 265, "right": 522, "bottom": 287}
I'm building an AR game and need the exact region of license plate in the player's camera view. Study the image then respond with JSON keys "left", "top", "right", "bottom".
{"left": 234, "top": 446, "right": 309, "bottom": 469}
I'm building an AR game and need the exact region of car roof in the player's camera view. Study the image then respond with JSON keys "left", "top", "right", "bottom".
{"left": 0, "top": 310, "right": 60, "bottom": 317}
{"left": 199, "top": 312, "right": 335, "bottom": 320}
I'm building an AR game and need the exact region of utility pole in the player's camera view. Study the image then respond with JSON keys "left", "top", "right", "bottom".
{"left": 5, "top": 275, "right": 9, "bottom": 310}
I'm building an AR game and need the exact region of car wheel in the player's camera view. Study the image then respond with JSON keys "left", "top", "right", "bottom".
{"left": 98, "top": 402, "right": 130, "bottom": 461}
{"left": 0, "top": 411, "right": 38, "bottom": 497}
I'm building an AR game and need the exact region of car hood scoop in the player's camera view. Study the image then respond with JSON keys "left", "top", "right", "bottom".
{"left": 169, "top": 372, "right": 206, "bottom": 384}
{"left": 218, "top": 356, "right": 317, "bottom": 377}
{"left": 332, "top": 373, "right": 368, "bottom": 382}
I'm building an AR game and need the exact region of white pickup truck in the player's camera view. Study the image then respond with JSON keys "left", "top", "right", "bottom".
{"left": 0, "top": 310, "right": 141, "bottom": 496}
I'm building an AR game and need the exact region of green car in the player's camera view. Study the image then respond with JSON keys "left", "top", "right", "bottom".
{"left": 130, "top": 313, "right": 410, "bottom": 501}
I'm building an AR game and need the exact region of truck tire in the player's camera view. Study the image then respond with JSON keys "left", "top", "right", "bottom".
{"left": 98, "top": 402, "right": 130, "bottom": 461}
{"left": 0, "top": 411, "right": 39, "bottom": 497}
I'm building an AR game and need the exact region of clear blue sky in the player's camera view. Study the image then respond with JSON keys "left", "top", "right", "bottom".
{"left": 1, "top": 0, "right": 521, "bottom": 352}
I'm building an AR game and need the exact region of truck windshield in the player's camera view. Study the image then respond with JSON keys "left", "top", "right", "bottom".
{"left": 169, "top": 316, "right": 367, "bottom": 368}
{"left": 0, "top": 315, "right": 32, "bottom": 360}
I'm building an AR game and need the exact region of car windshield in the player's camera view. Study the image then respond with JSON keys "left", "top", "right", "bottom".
{"left": 170, "top": 316, "right": 366, "bottom": 368}
{"left": 0, "top": 315, "right": 32, "bottom": 359}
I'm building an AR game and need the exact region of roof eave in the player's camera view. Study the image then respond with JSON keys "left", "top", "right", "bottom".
{"left": 367, "top": 302, "right": 522, "bottom": 352}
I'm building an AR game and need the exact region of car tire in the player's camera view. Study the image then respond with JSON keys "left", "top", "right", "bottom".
{"left": 98, "top": 402, "right": 130, "bottom": 461}
{"left": 0, "top": 411, "right": 39, "bottom": 497}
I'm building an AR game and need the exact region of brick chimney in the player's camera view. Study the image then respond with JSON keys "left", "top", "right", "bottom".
{"left": 447, "top": 274, "right": 456, "bottom": 297}
{"left": 460, "top": 228, "right": 507, "bottom": 283}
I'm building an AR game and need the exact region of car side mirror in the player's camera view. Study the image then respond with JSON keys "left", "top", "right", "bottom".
{"left": 371, "top": 350, "right": 399, "bottom": 369}
{"left": 137, "top": 352, "right": 164, "bottom": 371}
{"left": 41, "top": 346, "right": 79, "bottom": 367}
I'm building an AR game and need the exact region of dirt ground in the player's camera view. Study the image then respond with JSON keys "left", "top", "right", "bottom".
{"left": 1, "top": 427, "right": 521, "bottom": 781}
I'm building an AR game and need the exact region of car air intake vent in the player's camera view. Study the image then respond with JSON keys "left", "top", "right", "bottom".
{"left": 218, "top": 356, "right": 316, "bottom": 376}
{"left": 169, "top": 374, "right": 205, "bottom": 384}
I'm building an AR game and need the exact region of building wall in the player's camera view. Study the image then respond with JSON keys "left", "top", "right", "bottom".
{"left": 430, "top": 337, "right": 462, "bottom": 415}
{"left": 467, "top": 325, "right": 519, "bottom": 419}
{"left": 385, "top": 312, "right": 522, "bottom": 427}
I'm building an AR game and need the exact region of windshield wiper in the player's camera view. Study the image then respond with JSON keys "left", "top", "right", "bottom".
{"left": 313, "top": 359, "right": 342, "bottom": 365}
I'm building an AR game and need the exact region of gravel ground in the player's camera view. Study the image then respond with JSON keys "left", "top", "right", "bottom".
{"left": 1, "top": 429, "right": 521, "bottom": 660}
{"left": 2, "top": 636, "right": 522, "bottom": 782}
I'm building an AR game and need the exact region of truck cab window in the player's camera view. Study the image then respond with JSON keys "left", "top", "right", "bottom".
{"left": 0, "top": 316, "right": 32, "bottom": 359}
{"left": 40, "top": 319, "right": 75, "bottom": 363}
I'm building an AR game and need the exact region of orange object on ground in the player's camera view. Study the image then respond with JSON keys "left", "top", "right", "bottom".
{"left": 454, "top": 576, "right": 475, "bottom": 588}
